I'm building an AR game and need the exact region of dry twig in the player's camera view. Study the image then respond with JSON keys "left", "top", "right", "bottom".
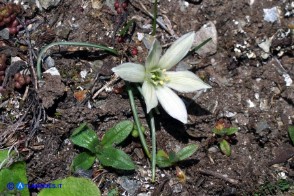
{"left": 198, "top": 168, "right": 239, "bottom": 185}
{"left": 92, "top": 74, "right": 119, "bottom": 99}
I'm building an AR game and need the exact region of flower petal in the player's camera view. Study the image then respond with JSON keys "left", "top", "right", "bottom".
{"left": 146, "top": 39, "right": 162, "bottom": 70}
{"left": 155, "top": 86, "right": 187, "bottom": 123}
{"left": 158, "top": 32, "right": 195, "bottom": 70}
{"left": 165, "top": 71, "right": 211, "bottom": 92}
{"left": 112, "top": 63, "right": 145, "bottom": 82}
{"left": 142, "top": 81, "right": 158, "bottom": 112}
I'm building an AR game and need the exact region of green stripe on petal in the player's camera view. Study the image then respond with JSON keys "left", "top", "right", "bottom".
{"left": 158, "top": 32, "right": 195, "bottom": 70}
{"left": 142, "top": 81, "right": 158, "bottom": 113}
{"left": 146, "top": 39, "right": 162, "bottom": 70}
{"left": 165, "top": 71, "right": 211, "bottom": 93}
{"left": 112, "top": 63, "right": 145, "bottom": 82}
{"left": 155, "top": 86, "right": 187, "bottom": 123}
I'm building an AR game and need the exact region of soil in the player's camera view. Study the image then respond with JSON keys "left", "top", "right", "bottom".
{"left": 0, "top": 0, "right": 294, "bottom": 195}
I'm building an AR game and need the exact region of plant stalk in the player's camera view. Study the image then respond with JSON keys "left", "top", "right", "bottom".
{"left": 149, "top": 110, "right": 156, "bottom": 182}
{"left": 36, "top": 42, "right": 118, "bottom": 80}
{"left": 127, "top": 84, "right": 151, "bottom": 159}
{"left": 136, "top": 84, "right": 157, "bottom": 182}
{"left": 152, "top": 0, "right": 158, "bottom": 36}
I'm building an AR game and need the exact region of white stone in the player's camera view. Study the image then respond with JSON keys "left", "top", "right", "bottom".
{"left": 80, "top": 70, "right": 88, "bottom": 79}
{"left": 38, "top": 0, "right": 61, "bottom": 9}
{"left": 137, "top": 32, "right": 144, "bottom": 41}
{"left": 246, "top": 99, "right": 255, "bottom": 108}
{"left": 43, "top": 67, "right": 60, "bottom": 76}
{"left": 283, "top": 73, "right": 293, "bottom": 86}
{"left": 258, "top": 38, "right": 271, "bottom": 53}
{"left": 263, "top": 7, "right": 280, "bottom": 23}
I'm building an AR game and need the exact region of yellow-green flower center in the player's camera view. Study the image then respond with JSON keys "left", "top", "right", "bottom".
{"left": 147, "top": 68, "right": 170, "bottom": 86}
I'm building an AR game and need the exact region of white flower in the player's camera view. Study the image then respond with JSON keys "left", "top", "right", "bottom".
{"left": 112, "top": 32, "right": 211, "bottom": 123}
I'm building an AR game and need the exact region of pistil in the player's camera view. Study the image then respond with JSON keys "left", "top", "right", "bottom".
{"left": 148, "top": 67, "right": 169, "bottom": 86}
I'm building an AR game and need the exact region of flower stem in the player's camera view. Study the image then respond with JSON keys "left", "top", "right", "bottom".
{"left": 127, "top": 84, "right": 151, "bottom": 159}
{"left": 152, "top": 0, "right": 158, "bottom": 36}
{"left": 136, "top": 85, "right": 157, "bottom": 182}
{"left": 36, "top": 42, "right": 118, "bottom": 80}
{"left": 149, "top": 110, "right": 156, "bottom": 182}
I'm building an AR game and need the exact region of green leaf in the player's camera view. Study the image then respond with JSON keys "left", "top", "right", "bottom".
{"left": 168, "top": 151, "right": 178, "bottom": 163}
{"left": 0, "top": 150, "right": 16, "bottom": 166}
{"left": 70, "top": 123, "right": 100, "bottom": 153}
{"left": 220, "top": 139, "right": 231, "bottom": 156}
{"left": 212, "top": 128, "right": 225, "bottom": 136}
{"left": 190, "top": 37, "right": 212, "bottom": 53}
{"left": 107, "top": 188, "right": 119, "bottom": 196}
{"left": 176, "top": 144, "right": 198, "bottom": 161}
{"left": 288, "top": 126, "right": 294, "bottom": 145}
{"left": 119, "top": 20, "right": 135, "bottom": 36}
{"left": 277, "top": 179, "right": 290, "bottom": 192}
{"left": 101, "top": 121, "right": 133, "bottom": 147}
{"left": 156, "top": 150, "right": 173, "bottom": 168}
{"left": 0, "top": 150, "right": 29, "bottom": 196}
{"left": 71, "top": 152, "right": 96, "bottom": 172}
{"left": 38, "top": 177, "right": 101, "bottom": 196}
{"left": 224, "top": 127, "right": 238, "bottom": 135}
{"left": 96, "top": 147, "right": 135, "bottom": 170}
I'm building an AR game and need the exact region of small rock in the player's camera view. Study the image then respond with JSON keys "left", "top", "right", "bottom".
{"left": 259, "top": 99, "right": 269, "bottom": 111}
{"left": 246, "top": 99, "right": 255, "bottom": 108}
{"left": 134, "top": 148, "right": 144, "bottom": 159}
{"left": 0, "top": 29, "right": 10, "bottom": 40}
{"left": 176, "top": 61, "right": 191, "bottom": 71}
{"left": 269, "top": 147, "right": 294, "bottom": 165}
{"left": 37, "top": 73, "right": 66, "bottom": 109}
{"left": 38, "top": 0, "right": 61, "bottom": 9}
{"left": 258, "top": 37, "right": 272, "bottom": 53}
{"left": 193, "top": 21, "right": 218, "bottom": 57}
{"left": 246, "top": 51, "right": 256, "bottom": 59}
{"left": 91, "top": 0, "right": 103, "bottom": 9}
{"left": 172, "top": 183, "right": 183, "bottom": 193}
{"left": 117, "top": 177, "right": 141, "bottom": 196}
{"left": 255, "top": 120, "right": 270, "bottom": 133}
{"left": 208, "top": 146, "right": 218, "bottom": 153}
{"left": 282, "top": 73, "right": 293, "bottom": 86}
{"left": 261, "top": 52, "right": 270, "bottom": 59}
{"left": 80, "top": 70, "right": 88, "bottom": 79}
{"left": 235, "top": 113, "right": 249, "bottom": 126}
{"left": 179, "top": 0, "right": 189, "bottom": 12}
{"left": 281, "top": 87, "right": 294, "bottom": 104}
{"left": 55, "top": 25, "right": 71, "bottom": 40}
{"left": 224, "top": 111, "right": 237, "bottom": 118}
{"left": 254, "top": 93, "right": 259, "bottom": 100}
{"left": 263, "top": 7, "right": 281, "bottom": 23}
{"left": 105, "top": 0, "right": 116, "bottom": 12}
{"left": 43, "top": 67, "right": 60, "bottom": 76}
{"left": 44, "top": 56, "right": 55, "bottom": 69}
{"left": 137, "top": 32, "right": 144, "bottom": 41}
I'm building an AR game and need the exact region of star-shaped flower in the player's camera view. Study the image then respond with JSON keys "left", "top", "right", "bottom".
{"left": 112, "top": 32, "right": 211, "bottom": 123}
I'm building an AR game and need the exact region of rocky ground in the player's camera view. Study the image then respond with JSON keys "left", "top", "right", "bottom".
{"left": 0, "top": 0, "right": 294, "bottom": 195}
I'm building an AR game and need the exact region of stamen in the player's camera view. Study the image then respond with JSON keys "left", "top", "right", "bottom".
{"left": 152, "top": 80, "right": 158, "bottom": 86}
{"left": 148, "top": 67, "right": 168, "bottom": 86}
